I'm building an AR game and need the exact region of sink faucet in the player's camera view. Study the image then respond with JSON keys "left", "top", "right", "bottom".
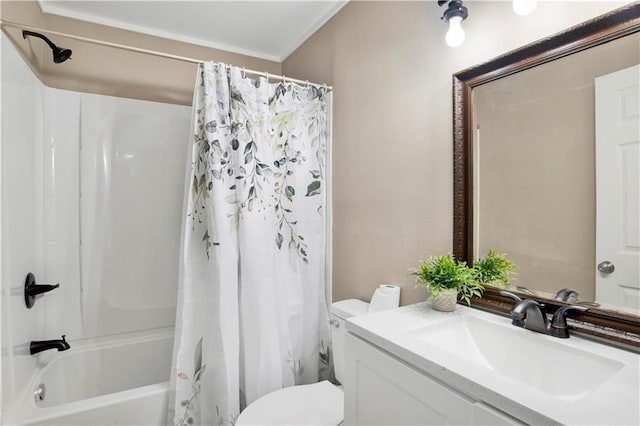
{"left": 499, "top": 290, "right": 547, "bottom": 332}
{"left": 30, "top": 335, "right": 70, "bottom": 355}
{"left": 555, "top": 288, "right": 579, "bottom": 304}
{"left": 500, "top": 291, "right": 589, "bottom": 338}
{"left": 512, "top": 299, "right": 549, "bottom": 334}
{"left": 555, "top": 288, "right": 601, "bottom": 308}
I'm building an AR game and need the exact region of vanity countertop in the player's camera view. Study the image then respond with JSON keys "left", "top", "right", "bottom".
{"left": 346, "top": 303, "right": 640, "bottom": 426}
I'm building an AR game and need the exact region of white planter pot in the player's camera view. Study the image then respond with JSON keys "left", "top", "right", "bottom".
{"left": 431, "top": 289, "right": 458, "bottom": 312}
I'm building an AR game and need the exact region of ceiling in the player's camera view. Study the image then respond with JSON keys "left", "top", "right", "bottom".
{"left": 38, "top": 1, "right": 347, "bottom": 62}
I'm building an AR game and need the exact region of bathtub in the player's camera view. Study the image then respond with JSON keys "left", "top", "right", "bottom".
{"left": 4, "top": 328, "right": 174, "bottom": 425}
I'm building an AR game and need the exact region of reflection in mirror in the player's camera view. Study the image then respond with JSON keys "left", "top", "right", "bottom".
{"left": 473, "top": 32, "right": 640, "bottom": 315}
{"left": 452, "top": 3, "right": 640, "bottom": 346}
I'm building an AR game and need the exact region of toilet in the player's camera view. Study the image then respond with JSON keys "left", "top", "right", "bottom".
{"left": 236, "top": 299, "right": 370, "bottom": 425}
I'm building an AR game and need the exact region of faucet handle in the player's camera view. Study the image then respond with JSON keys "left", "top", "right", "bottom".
{"left": 499, "top": 290, "right": 522, "bottom": 303}
{"left": 549, "top": 305, "right": 589, "bottom": 338}
{"left": 576, "top": 301, "right": 600, "bottom": 308}
{"left": 554, "top": 304, "right": 589, "bottom": 316}
{"left": 516, "top": 286, "right": 538, "bottom": 296}
{"left": 24, "top": 273, "right": 61, "bottom": 309}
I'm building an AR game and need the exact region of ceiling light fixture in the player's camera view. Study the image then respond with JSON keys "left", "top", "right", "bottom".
{"left": 438, "top": 0, "right": 468, "bottom": 48}
{"left": 513, "top": 0, "right": 538, "bottom": 16}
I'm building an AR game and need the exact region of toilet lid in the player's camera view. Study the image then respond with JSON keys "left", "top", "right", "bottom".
{"left": 235, "top": 380, "right": 343, "bottom": 426}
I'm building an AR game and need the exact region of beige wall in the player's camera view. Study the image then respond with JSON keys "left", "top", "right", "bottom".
{"left": 1, "top": 0, "right": 281, "bottom": 105}
{"left": 0, "top": 0, "right": 44, "bottom": 79}
{"left": 1, "top": 0, "right": 631, "bottom": 305}
{"left": 475, "top": 33, "right": 640, "bottom": 302}
{"left": 283, "top": 1, "right": 631, "bottom": 305}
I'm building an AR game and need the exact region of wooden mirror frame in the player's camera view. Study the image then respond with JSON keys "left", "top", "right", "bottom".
{"left": 452, "top": 3, "right": 640, "bottom": 349}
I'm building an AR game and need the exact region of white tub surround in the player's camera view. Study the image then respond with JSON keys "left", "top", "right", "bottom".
{"left": 2, "top": 31, "right": 191, "bottom": 424}
{"left": 344, "top": 303, "right": 640, "bottom": 425}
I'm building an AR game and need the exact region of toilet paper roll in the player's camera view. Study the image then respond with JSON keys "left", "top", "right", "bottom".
{"left": 368, "top": 284, "right": 401, "bottom": 312}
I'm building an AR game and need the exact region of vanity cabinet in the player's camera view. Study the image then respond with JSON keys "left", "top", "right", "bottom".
{"left": 343, "top": 332, "right": 524, "bottom": 426}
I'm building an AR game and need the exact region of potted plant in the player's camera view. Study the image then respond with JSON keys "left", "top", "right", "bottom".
{"left": 410, "top": 254, "right": 483, "bottom": 311}
{"left": 473, "top": 249, "right": 517, "bottom": 289}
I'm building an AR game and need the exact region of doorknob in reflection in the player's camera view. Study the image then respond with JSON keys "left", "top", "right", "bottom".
{"left": 597, "top": 261, "right": 615, "bottom": 274}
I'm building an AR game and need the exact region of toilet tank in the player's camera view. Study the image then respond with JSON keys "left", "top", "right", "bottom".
{"left": 330, "top": 299, "right": 370, "bottom": 384}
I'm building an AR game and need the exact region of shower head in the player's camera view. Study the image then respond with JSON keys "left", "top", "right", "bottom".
{"left": 22, "top": 30, "right": 72, "bottom": 63}
{"left": 52, "top": 45, "right": 73, "bottom": 63}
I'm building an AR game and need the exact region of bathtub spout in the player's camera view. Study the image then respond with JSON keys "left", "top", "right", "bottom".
{"left": 30, "top": 335, "right": 71, "bottom": 355}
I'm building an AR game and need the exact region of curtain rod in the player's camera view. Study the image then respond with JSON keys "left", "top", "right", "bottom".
{"left": 0, "top": 20, "right": 333, "bottom": 91}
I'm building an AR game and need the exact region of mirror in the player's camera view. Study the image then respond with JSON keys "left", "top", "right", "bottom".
{"left": 453, "top": 4, "right": 640, "bottom": 347}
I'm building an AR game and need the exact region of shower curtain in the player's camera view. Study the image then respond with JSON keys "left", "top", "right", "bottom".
{"left": 167, "top": 62, "right": 332, "bottom": 426}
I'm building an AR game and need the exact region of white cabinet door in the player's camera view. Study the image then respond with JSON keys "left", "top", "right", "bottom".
{"left": 344, "top": 333, "right": 475, "bottom": 425}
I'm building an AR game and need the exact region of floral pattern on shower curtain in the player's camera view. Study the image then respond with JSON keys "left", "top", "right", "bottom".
{"left": 167, "top": 62, "right": 331, "bottom": 426}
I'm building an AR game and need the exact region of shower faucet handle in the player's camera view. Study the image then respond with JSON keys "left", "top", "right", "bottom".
{"left": 24, "top": 272, "right": 60, "bottom": 309}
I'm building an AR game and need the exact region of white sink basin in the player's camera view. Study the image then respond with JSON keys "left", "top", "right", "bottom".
{"left": 406, "top": 316, "right": 624, "bottom": 400}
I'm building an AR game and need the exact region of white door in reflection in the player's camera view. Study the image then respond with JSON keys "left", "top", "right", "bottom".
{"left": 595, "top": 64, "right": 640, "bottom": 313}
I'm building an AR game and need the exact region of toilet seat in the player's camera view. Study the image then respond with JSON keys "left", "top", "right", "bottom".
{"left": 235, "top": 380, "right": 343, "bottom": 426}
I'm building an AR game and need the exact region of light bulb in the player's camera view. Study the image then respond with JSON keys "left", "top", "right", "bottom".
{"left": 513, "top": 0, "right": 537, "bottom": 16}
{"left": 445, "top": 16, "right": 465, "bottom": 47}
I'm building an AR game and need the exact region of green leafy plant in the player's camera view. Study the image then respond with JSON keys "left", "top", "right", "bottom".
{"left": 410, "top": 254, "right": 483, "bottom": 305}
{"left": 473, "top": 249, "right": 517, "bottom": 289}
